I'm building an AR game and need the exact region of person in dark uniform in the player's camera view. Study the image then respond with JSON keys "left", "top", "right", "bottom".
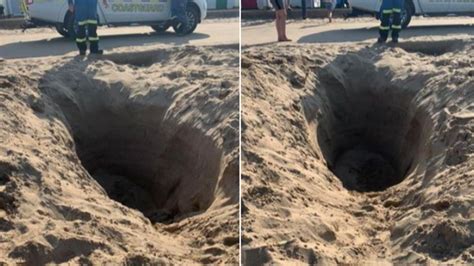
{"left": 171, "top": 0, "right": 188, "bottom": 34}
{"left": 68, "top": 0, "right": 108, "bottom": 55}
{"left": 378, "top": 0, "right": 403, "bottom": 43}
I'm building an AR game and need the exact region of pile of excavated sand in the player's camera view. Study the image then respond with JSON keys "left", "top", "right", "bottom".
{"left": 0, "top": 45, "right": 239, "bottom": 264}
{"left": 242, "top": 38, "right": 473, "bottom": 264}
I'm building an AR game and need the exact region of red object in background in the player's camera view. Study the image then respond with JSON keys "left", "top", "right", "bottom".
{"left": 242, "top": 0, "right": 258, "bottom": 9}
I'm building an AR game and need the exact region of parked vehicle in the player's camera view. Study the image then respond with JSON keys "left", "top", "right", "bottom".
{"left": 350, "top": 0, "right": 474, "bottom": 28}
{"left": 25, "top": 0, "right": 207, "bottom": 37}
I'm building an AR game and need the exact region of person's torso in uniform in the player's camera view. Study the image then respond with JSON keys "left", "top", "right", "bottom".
{"left": 74, "top": 0, "right": 98, "bottom": 20}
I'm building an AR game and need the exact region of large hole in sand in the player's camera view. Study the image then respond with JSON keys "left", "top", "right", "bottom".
{"left": 314, "top": 66, "right": 431, "bottom": 192}
{"left": 47, "top": 80, "right": 223, "bottom": 224}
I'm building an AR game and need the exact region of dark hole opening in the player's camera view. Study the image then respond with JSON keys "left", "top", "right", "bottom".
{"left": 314, "top": 69, "right": 430, "bottom": 192}
{"left": 63, "top": 102, "right": 222, "bottom": 224}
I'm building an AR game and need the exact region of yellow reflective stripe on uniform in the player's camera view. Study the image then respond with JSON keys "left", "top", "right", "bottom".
{"left": 392, "top": 25, "right": 402, "bottom": 29}
{"left": 78, "top": 20, "right": 98, "bottom": 26}
{"left": 76, "top": 38, "right": 87, "bottom": 42}
{"left": 89, "top": 37, "right": 99, "bottom": 41}
{"left": 382, "top": 9, "right": 393, "bottom": 14}
{"left": 379, "top": 26, "right": 390, "bottom": 30}
{"left": 20, "top": 0, "right": 27, "bottom": 14}
{"left": 392, "top": 8, "right": 401, "bottom": 12}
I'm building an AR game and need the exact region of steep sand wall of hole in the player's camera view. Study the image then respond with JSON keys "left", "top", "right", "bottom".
{"left": 309, "top": 60, "right": 433, "bottom": 192}
{"left": 48, "top": 82, "right": 223, "bottom": 223}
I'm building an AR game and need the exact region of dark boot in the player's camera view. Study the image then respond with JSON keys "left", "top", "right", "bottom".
{"left": 76, "top": 24, "right": 88, "bottom": 55}
{"left": 88, "top": 23, "right": 103, "bottom": 54}
{"left": 391, "top": 8, "right": 402, "bottom": 43}
{"left": 378, "top": 10, "right": 391, "bottom": 43}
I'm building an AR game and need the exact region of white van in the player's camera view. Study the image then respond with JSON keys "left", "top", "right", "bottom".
{"left": 350, "top": 0, "right": 474, "bottom": 28}
{"left": 25, "top": 0, "right": 207, "bottom": 37}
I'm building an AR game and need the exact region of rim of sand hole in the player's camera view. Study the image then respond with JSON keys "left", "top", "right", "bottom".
{"left": 42, "top": 67, "right": 224, "bottom": 224}
{"left": 98, "top": 44, "right": 240, "bottom": 67}
{"left": 308, "top": 59, "right": 433, "bottom": 193}
{"left": 394, "top": 39, "right": 468, "bottom": 56}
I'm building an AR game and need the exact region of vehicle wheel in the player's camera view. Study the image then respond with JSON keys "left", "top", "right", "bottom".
{"left": 55, "top": 23, "right": 68, "bottom": 37}
{"left": 151, "top": 23, "right": 170, "bottom": 33}
{"left": 56, "top": 11, "right": 76, "bottom": 39}
{"left": 173, "top": 4, "right": 199, "bottom": 35}
{"left": 401, "top": 0, "right": 414, "bottom": 29}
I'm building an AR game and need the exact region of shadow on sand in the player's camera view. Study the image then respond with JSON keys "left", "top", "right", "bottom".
{"left": 298, "top": 24, "right": 474, "bottom": 43}
{"left": 0, "top": 31, "right": 210, "bottom": 59}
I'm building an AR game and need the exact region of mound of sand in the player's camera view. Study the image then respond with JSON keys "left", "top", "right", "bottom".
{"left": 0, "top": 45, "right": 239, "bottom": 264}
{"left": 242, "top": 38, "right": 473, "bottom": 264}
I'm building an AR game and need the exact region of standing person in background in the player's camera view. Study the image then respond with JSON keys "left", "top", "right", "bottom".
{"left": 378, "top": 0, "right": 403, "bottom": 43}
{"left": 324, "top": 0, "right": 336, "bottom": 22}
{"left": 69, "top": 0, "right": 108, "bottom": 55}
{"left": 172, "top": 0, "right": 189, "bottom": 35}
{"left": 271, "top": 0, "right": 291, "bottom": 42}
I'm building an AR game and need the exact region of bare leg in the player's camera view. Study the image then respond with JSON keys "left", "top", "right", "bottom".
{"left": 278, "top": 9, "right": 291, "bottom": 41}
{"left": 275, "top": 10, "right": 283, "bottom": 41}
{"left": 281, "top": 10, "right": 287, "bottom": 39}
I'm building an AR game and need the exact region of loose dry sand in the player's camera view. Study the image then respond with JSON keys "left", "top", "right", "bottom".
{"left": 0, "top": 45, "right": 239, "bottom": 264}
{"left": 242, "top": 37, "right": 473, "bottom": 264}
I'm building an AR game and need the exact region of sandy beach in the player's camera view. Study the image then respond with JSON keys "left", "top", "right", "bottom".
{"left": 0, "top": 44, "right": 239, "bottom": 264}
{"left": 0, "top": 9, "right": 473, "bottom": 265}
{"left": 241, "top": 36, "right": 473, "bottom": 264}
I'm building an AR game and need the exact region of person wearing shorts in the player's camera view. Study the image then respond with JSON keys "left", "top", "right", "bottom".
{"left": 270, "top": 0, "right": 291, "bottom": 42}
